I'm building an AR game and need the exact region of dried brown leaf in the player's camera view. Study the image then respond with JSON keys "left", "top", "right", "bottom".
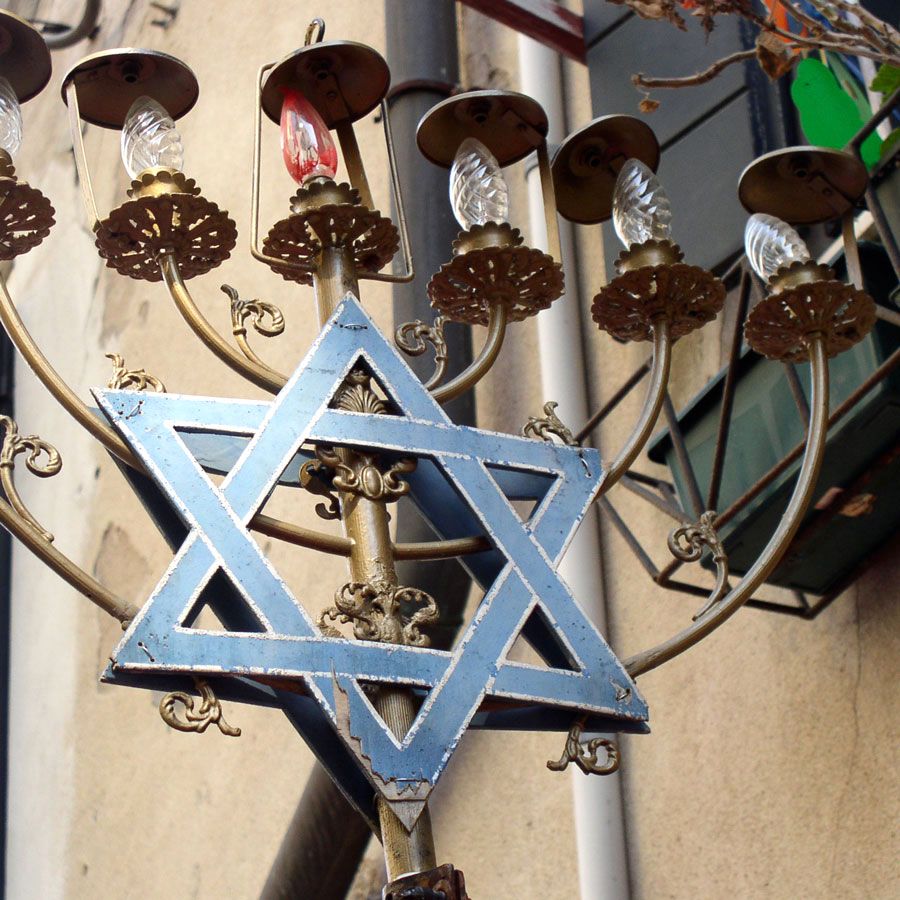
{"left": 639, "top": 97, "right": 661, "bottom": 113}
{"left": 755, "top": 32, "right": 797, "bottom": 80}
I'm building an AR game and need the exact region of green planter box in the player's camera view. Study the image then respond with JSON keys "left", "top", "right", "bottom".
{"left": 648, "top": 259, "right": 900, "bottom": 596}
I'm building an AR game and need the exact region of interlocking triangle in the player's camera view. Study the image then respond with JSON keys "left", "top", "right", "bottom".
{"left": 95, "top": 295, "right": 648, "bottom": 827}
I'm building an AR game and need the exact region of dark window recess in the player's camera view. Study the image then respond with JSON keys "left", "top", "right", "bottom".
{"left": 648, "top": 245, "right": 900, "bottom": 599}
{"left": 583, "top": 0, "right": 795, "bottom": 274}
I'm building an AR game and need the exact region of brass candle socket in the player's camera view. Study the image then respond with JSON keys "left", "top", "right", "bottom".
{"left": 261, "top": 179, "right": 399, "bottom": 285}
{"left": 591, "top": 239, "right": 725, "bottom": 342}
{"left": 744, "top": 260, "right": 876, "bottom": 363}
{"left": 0, "top": 151, "right": 55, "bottom": 260}
{"left": 427, "top": 222, "right": 564, "bottom": 326}
{"left": 94, "top": 168, "right": 237, "bottom": 282}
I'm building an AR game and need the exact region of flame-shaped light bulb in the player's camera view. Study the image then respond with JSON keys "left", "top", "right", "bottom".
{"left": 450, "top": 137, "right": 509, "bottom": 230}
{"left": 0, "top": 77, "right": 22, "bottom": 158}
{"left": 120, "top": 96, "right": 184, "bottom": 179}
{"left": 744, "top": 213, "right": 810, "bottom": 282}
{"left": 612, "top": 159, "right": 672, "bottom": 249}
{"left": 280, "top": 89, "right": 338, "bottom": 185}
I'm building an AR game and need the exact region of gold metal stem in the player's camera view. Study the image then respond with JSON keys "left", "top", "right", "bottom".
{"left": 313, "top": 245, "right": 360, "bottom": 320}
{"left": 65, "top": 81, "right": 100, "bottom": 231}
{"left": 312, "top": 244, "right": 436, "bottom": 876}
{"left": 375, "top": 689, "right": 437, "bottom": 881}
{"left": 0, "top": 492, "right": 137, "bottom": 623}
{"left": 601, "top": 317, "right": 672, "bottom": 491}
{"left": 431, "top": 302, "right": 508, "bottom": 404}
{"left": 160, "top": 253, "right": 288, "bottom": 393}
{"left": 625, "top": 334, "right": 829, "bottom": 677}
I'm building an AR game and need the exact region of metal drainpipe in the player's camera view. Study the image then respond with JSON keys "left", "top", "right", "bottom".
{"left": 385, "top": 0, "right": 475, "bottom": 648}
{"left": 517, "top": 34, "right": 632, "bottom": 900}
{"left": 262, "top": 5, "right": 472, "bottom": 896}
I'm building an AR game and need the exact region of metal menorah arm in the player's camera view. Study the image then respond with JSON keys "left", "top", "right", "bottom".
{"left": 430, "top": 301, "right": 508, "bottom": 404}
{"left": 624, "top": 334, "right": 829, "bottom": 678}
{"left": 0, "top": 491, "right": 137, "bottom": 623}
{"left": 159, "top": 253, "right": 289, "bottom": 394}
{"left": 0, "top": 271, "right": 141, "bottom": 467}
{"left": 599, "top": 317, "right": 673, "bottom": 493}
{"left": 0, "top": 268, "right": 356, "bottom": 559}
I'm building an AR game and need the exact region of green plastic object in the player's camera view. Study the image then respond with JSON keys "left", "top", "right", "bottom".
{"left": 648, "top": 247, "right": 900, "bottom": 596}
{"left": 791, "top": 58, "right": 882, "bottom": 168}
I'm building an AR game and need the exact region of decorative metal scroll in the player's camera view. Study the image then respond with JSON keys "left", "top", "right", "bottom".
{"left": 96, "top": 296, "right": 646, "bottom": 829}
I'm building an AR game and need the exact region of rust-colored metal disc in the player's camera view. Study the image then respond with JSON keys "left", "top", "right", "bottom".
{"left": 262, "top": 181, "right": 398, "bottom": 285}
{"left": 745, "top": 264, "right": 875, "bottom": 362}
{"left": 738, "top": 146, "right": 868, "bottom": 225}
{"left": 592, "top": 261, "right": 724, "bottom": 342}
{"left": 95, "top": 191, "right": 236, "bottom": 281}
{"left": 261, "top": 41, "right": 390, "bottom": 127}
{"left": 552, "top": 115, "right": 660, "bottom": 224}
{"left": 0, "top": 178, "right": 55, "bottom": 259}
{"left": 61, "top": 48, "right": 199, "bottom": 129}
{"left": 417, "top": 90, "right": 548, "bottom": 168}
{"left": 0, "top": 10, "right": 52, "bottom": 103}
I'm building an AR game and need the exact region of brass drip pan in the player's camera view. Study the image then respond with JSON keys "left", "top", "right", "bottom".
{"left": 745, "top": 262, "right": 876, "bottom": 362}
{"left": 592, "top": 240, "right": 725, "bottom": 342}
{"left": 427, "top": 223, "right": 563, "bottom": 325}
{"left": 95, "top": 172, "right": 236, "bottom": 282}
{"left": 0, "top": 170, "right": 55, "bottom": 260}
{"left": 262, "top": 180, "right": 398, "bottom": 285}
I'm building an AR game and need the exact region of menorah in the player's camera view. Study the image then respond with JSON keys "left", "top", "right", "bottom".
{"left": 0, "top": 10, "right": 878, "bottom": 896}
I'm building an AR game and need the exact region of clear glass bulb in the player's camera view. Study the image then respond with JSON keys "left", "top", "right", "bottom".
{"left": 612, "top": 158, "right": 672, "bottom": 248}
{"left": 120, "top": 96, "right": 184, "bottom": 179}
{"left": 449, "top": 137, "right": 509, "bottom": 230}
{"left": 744, "top": 213, "right": 810, "bottom": 282}
{"left": 280, "top": 89, "right": 338, "bottom": 185}
{"left": 0, "top": 77, "right": 23, "bottom": 158}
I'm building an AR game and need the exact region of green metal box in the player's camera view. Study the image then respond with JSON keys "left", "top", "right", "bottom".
{"left": 648, "top": 312, "right": 900, "bottom": 597}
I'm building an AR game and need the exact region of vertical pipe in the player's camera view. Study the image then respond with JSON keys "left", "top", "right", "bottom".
{"left": 384, "top": 0, "right": 475, "bottom": 651}
{"left": 517, "top": 34, "right": 631, "bottom": 900}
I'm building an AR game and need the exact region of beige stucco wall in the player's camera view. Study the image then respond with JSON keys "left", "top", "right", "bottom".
{"left": 4, "top": 1, "right": 898, "bottom": 899}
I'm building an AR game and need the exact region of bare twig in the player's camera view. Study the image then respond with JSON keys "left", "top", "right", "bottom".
{"left": 611, "top": 0, "right": 900, "bottom": 106}
{"left": 632, "top": 48, "right": 756, "bottom": 89}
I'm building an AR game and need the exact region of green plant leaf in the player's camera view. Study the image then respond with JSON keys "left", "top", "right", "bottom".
{"left": 870, "top": 64, "right": 900, "bottom": 97}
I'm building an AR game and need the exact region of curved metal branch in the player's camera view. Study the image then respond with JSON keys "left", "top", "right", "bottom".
{"left": 0, "top": 269, "right": 356, "bottom": 558}
{"left": 0, "top": 492, "right": 137, "bottom": 623}
{"left": 625, "top": 335, "right": 829, "bottom": 678}
{"left": 667, "top": 510, "right": 729, "bottom": 620}
{"left": 159, "top": 254, "right": 288, "bottom": 394}
{"left": 0, "top": 415, "right": 62, "bottom": 542}
{"left": 430, "top": 302, "right": 508, "bottom": 404}
{"left": 36, "top": 0, "right": 100, "bottom": 49}
{"left": 395, "top": 316, "right": 449, "bottom": 390}
{"left": 222, "top": 284, "right": 286, "bottom": 372}
{"left": 601, "top": 318, "right": 673, "bottom": 492}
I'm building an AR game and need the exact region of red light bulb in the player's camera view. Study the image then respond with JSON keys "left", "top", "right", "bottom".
{"left": 280, "top": 88, "right": 338, "bottom": 185}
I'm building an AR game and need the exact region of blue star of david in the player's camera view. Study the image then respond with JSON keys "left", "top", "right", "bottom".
{"left": 95, "top": 295, "right": 648, "bottom": 825}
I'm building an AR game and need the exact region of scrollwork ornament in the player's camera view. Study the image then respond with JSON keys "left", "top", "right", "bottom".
{"left": 159, "top": 678, "right": 241, "bottom": 737}
{"left": 395, "top": 316, "right": 449, "bottom": 389}
{"left": 668, "top": 510, "right": 730, "bottom": 620}
{"left": 105, "top": 353, "right": 166, "bottom": 393}
{"left": 222, "top": 284, "right": 286, "bottom": 338}
{"left": 0, "top": 415, "right": 62, "bottom": 542}
{"left": 320, "top": 580, "right": 439, "bottom": 647}
{"left": 335, "top": 369, "right": 388, "bottom": 415}
{"left": 547, "top": 720, "right": 620, "bottom": 776}
{"left": 523, "top": 401, "right": 577, "bottom": 447}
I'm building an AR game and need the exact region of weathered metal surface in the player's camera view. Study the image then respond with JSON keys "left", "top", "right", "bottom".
{"left": 383, "top": 863, "right": 469, "bottom": 900}
{"left": 95, "top": 295, "right": 647, "bottom": 818}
